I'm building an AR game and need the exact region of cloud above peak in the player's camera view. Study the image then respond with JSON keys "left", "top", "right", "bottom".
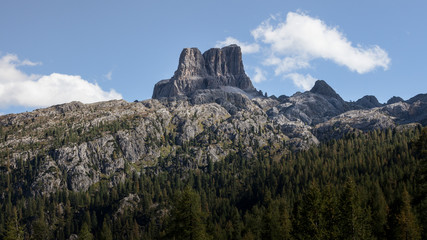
{"left": 0, "top": 54, "right": 122, "bottom": 109}
{"left": 217, "top": 11, "right": 391, "bottom": 90}
{"left": 252, "top": 12, "right": 390, "bottom": 74}
{"left": 286, "top": 73, "right": 316, "bottom": 91}
{"left": 215, "top": 37, "right": 260, "bottom": 54}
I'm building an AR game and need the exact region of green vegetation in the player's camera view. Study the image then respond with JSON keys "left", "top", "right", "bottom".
{"left": 0, "top": 126, "right": 426, "bottom": 239}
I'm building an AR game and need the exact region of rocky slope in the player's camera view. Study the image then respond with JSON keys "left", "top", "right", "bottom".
{"left": 0, "top": 44, "right": 426, "bottom": 197}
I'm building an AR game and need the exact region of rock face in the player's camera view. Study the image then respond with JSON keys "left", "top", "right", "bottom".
{"left": 406, "top": 93, "right": 427, "bottom": 104}
{"left": 310, "top": 80, "right": 343, "bottom": 100}
{"left": 277, "top": 80, "right": 350, "bottom": 125}
{"left": 152, "top": 45, "right": 258, "bottom": 99}
{"left": 387, "top": 96, "right": 404, "bottom": 104}
{"left": 356, "top": 95, "right": 383, "bottom": 109}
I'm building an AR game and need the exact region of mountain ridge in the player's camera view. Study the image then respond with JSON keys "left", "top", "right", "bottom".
{"left": 0, "top": 44, "right": 426, "bottom": 196}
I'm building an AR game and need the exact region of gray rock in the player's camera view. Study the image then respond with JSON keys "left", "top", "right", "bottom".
{"left": 387, "top": 96, "right": 404, "bottom": 104}
{"left": 114, "top": 194, "right": 141, "bottom": 219}
{"left": 406, "top": 93, "right": 427, "bottom": 104}
{"left": 280, "top": 89, "right": 349, "bottom": 125}
{"left": 310, "top": 80, "right": 343, "bottom": 101}
{"left": 356, "top": 95, "right": 383, "bottom": 108}
{"left": 314, "top": 109, "right": 396, "bottom": 141}
{"left": 152, "top": 45, "right": 259, "bottom": 99}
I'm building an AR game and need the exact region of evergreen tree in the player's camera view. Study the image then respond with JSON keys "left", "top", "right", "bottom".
{"left": 167, "top": 187, "right": 209, "bottom": 240}
{"left": 100, "top": 218, "right": 113, "bottom": 240}
{"left": 78, "top": 222, "right": 94, "bottom": 240}
{"left": 395, "top": 188, "right": 421, "bottom": 240}
{"left": 32, "top": 211, "right": 49, "bottom": 240}
{"left": 294, "top": 182, "right": 323, "bottom": 239}
{"left": 370, "top": 183, "right": 388, "bottom": 239}
{"left": 338, "top": 179, "right": 372, "bottom": 240}
{"left": 320, "top": 185, "right": 340, "bottom": 240}
{"left": 4, "top": 208, "right": 24, "bottom": 240}
{"left": 277, "top": 198, "right": 292, "bottom": 240}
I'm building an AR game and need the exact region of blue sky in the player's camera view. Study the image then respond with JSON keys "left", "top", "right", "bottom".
{"left": 1, "top": 0, "right": 426, "bottom": 114}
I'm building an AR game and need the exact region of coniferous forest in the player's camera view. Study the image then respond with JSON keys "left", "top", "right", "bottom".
{"left": 0, "top": 126, "right": 426, "bottom": 239}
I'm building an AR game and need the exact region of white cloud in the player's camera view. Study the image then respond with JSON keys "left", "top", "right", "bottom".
{"left": 285, "top": 73, "right": 316, "bottom": 91}
{"left": 216, "top": 37, "right": 260, "bottom": 54}
{"left": 252, "top": 12, "right": 390, "bottom": 74}
{"left": 215, "top": 12, "right": 390, "bottom": 91}
{"left": 252, "top": 67, "right": 267, "bottom": 83}
{"left": 105, "top": 70, "right": 113, "bottom": 80}
{"left": 20, "top": 59, "right": 41, "bottom": 66}
{"left": 264, "top": 56, "right": 310, "bottom": 75}
{"left": 0, "top": 54, "right": 122, "bottom": 109}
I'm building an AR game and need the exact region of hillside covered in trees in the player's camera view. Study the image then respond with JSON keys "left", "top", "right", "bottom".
{"left": 1, "top": 125, "right": 426, "bottom": 239}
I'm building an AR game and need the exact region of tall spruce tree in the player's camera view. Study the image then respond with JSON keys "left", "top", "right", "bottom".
{"left": 294, "top": 182, "right": 323, "bottom": 239}
{"left": 370, "top": 182, "right": 388, "bottom": 240}
{"left": 100, "top": 217, "right": 113, "bottom": 240}
{"left": 338, "top": 179, "right": 372, "bottom": 240}
{"left": 78, "top": 222, "right": 94, "bottom": 240}
{"left": 395, "top": 188, "right": 421, "bottom": 240}
{"left": 32, "top": 210, "right": 49, "bottom": 240}
{"left": 4, "top": 208, "right": 24, "bottom": 240}
{"left": 167, "top": 187, "right": 209, "bottom": 240}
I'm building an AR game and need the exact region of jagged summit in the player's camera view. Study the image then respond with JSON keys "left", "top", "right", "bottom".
{"left": 309, "top": 80, "right": 343, "bottom": 100}
{"left": 356, "top": 95, "right": 382, "bottom": 109}
{"left": 387, "top": 96, "right": 404, "bottom": 104}
{"left": 407, "top": 93, "right": 427, "bottom": 104}
{"left": 152, "top": 45, "right": 258, "bottom": 99}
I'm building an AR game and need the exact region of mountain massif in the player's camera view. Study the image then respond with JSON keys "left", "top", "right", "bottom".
{"left": 0, "top": 44, "right": 426, "bottom": 195}
{"left": 0, "top": 45, "right": 426, "bottom": 239}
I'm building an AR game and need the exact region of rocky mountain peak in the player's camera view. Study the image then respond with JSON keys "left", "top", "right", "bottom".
{"left": 309, "top": 80, "right": 343, "bottom": 100}
{"left": 152, "top": 45, "right": 257, "bottom": 99}
{"left": 356, "top": 95, "right": 382, "bottom": 108}
{"left": 387, "top": 96, "right": 404, "bottom": 104}
{"left": 202, "top": 44, "right": 245, "bottom": 77}
{"left": 173, "top": 47, "right": 207, "bottom": 79}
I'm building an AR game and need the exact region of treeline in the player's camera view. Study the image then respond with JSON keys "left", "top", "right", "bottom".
{"left": 0, "top": 126, "right": 426, "bottom": 239}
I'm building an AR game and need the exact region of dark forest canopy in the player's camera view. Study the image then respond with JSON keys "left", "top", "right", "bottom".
{"left": 0, "top": 126, "right": 426, "bottom": 239}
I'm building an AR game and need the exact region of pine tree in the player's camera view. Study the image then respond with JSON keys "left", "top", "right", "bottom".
{"left": 395, "top": 188, "right": 421, "bottom": 240}
{"left": 4, "top": 208, "right": 24, "bottom": 240}
{"left": 167, "top": 187, "right": 209, "bottom": 240}
{"left": 320, "top": 185, "right": 340, "bottom": 240}
{"left": 99, "top": 217, "right": 113, "bottom": 240}
{"left": 32, "top": 211, "right": 49, "bottom": 240}
{"left": 78, "top": 222, "right": 94, "bottom": 240}
{"left": 370, "top": 183, "right": 388, "bottom": 239}
{"left": 294, "top": 182, "right": 323, "bottom": 239}
{"left": 338, "top": 179, "right": 372, "bottom": 240}
{"left": 277, "top": 198, "right": 292, "bottom": 240}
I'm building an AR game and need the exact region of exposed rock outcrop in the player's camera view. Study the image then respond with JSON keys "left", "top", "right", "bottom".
{"left": 356, "top": 95, "right": 383, "bottom": 109}
{"left": 152, "top": 45, "right": 259, "bottom": 99}
{"left": 310, "top": 80, "right": 343, "bottom": 100}
{"left": 387, "top": 96, "right": 404, "bottom": 104}
{"left": 406, "top": 93, "right": 427, "bottom": 104}
{"left": 277, "top": 80, "right": 350, "bottom": 125}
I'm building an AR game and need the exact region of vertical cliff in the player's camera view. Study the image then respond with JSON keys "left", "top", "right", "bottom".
{"left": 152, "top": 45, "right": 257, "bottom": 99}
